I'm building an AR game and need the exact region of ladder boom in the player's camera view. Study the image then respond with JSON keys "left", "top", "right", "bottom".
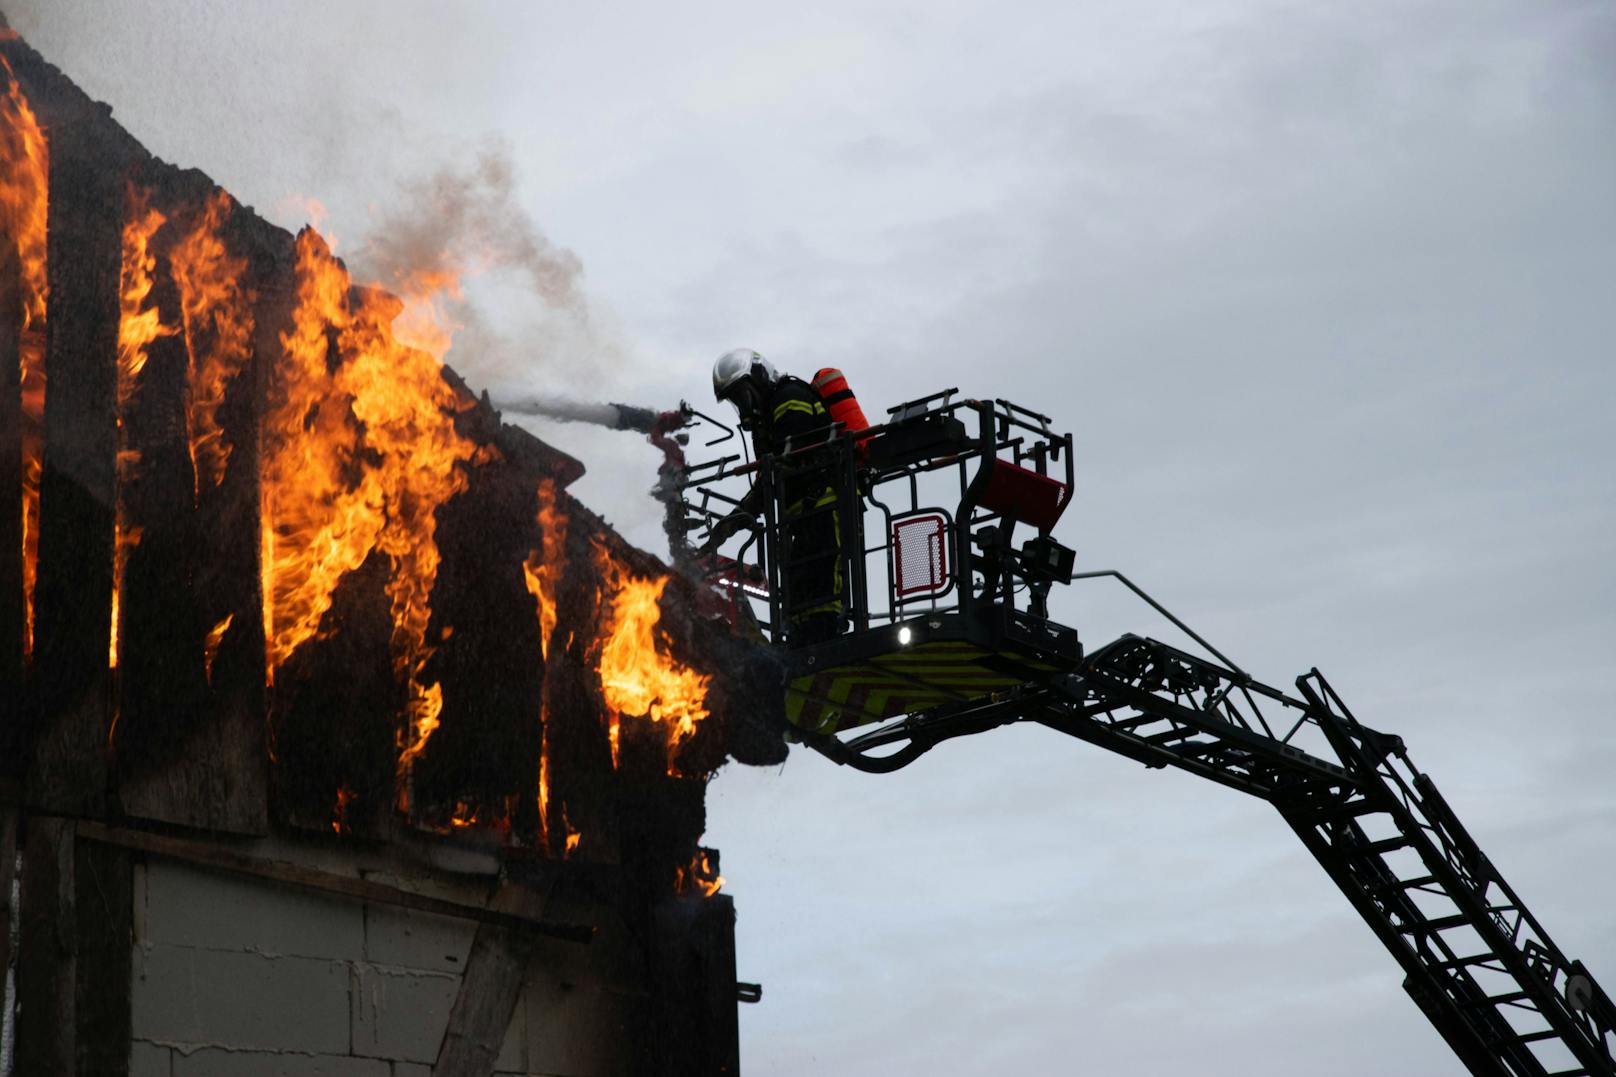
{"left": 805, "top": 634, "right": 1615, "bottom": 1077}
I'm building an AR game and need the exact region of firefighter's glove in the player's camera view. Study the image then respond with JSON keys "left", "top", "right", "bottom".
{"left": 697, "top": 512, "right": 750, "bottom": 557}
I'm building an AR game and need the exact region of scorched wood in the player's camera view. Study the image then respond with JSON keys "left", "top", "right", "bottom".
{"left": 272, "top": 552, "right": 401, "bottom": 837}
{"left": 411, "top": 403, "right": 547, "bottom": 836}
{"left": 112, "top": 178, "right": 213, "bottom": 816}
{"left": 14, "top": 816, "right": 133, "bottom": 1077}
{"left": 0, "top": 237, "right": 22, "bottom": 748}
{"left": 542, "top": 508, "right": 622, "bottom": 861}
{"left": 15, "top": 815, "right": 74, "bottom": 1074}
{"left": 28, "top": 104, "right": 130, "bottom": 818}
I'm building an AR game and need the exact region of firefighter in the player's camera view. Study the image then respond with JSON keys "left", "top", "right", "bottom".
{"left": 699, "top": 349, "right": 846, "bottom": 646}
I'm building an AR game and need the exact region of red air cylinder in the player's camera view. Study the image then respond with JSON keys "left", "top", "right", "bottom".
{"left": 811, "top": 367, "right": 871, "bottom": 441}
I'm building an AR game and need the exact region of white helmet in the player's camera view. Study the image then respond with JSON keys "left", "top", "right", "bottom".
{"left": 712, "top": 348, "right": 777, "bottom": 405}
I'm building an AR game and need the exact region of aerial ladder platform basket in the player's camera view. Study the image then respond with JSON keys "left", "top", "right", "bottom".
{"left": 679, "top": 389, "right": 1083, "bottom": 738}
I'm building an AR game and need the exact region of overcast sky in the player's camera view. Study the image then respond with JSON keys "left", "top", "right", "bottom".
{"left": 10, "top": 2, "right": 1614, "bottom": 1073}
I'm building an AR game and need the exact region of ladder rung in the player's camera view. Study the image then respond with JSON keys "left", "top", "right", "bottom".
{"left": 1366, "top": 835, "right": 1411, "bottom": 854}
{"left": 1422, "top": 913, "right": 1474, "bottom": 932}
{"left": 1437, "top": 952, "right": 1499, "bottom": 971}
{"left": 1110, "top": 715, "right": 1162, "bottom": 733}
{"left": 1486, "top": 990, "right": 1531, "bottom": 1006}
{"left": 1145, "top": 727, "right": 1199, "bottom": 747}
{"left": 1519, "top": 1028, "right": 1565, "bottom": 1044}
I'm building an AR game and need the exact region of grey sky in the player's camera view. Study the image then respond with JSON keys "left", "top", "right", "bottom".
{"left": 11, "top": 2, "right": 1614, "bottom": 1073}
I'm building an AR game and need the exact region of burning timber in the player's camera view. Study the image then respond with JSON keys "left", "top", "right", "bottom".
{"left": 0, "top": 17, "right": 779, "bottom": 1076}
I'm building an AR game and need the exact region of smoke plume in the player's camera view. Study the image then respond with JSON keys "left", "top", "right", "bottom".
{"left": 356, "top": 143, "right": 584, "bottom": 313}
{"left": 351, "top": 141, "right": 626, "bottom": 389}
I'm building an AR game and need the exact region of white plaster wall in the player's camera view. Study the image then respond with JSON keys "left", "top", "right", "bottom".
{"left": 127, "top": 858, "right": 633, "bottom": 1077}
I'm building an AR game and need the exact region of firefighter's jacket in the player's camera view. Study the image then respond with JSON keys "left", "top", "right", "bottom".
{"left": 744, "top": 376, "right": 844, "bottom": 621}
{"left": 747, "top": 375, "right": 836, "bottom": 517}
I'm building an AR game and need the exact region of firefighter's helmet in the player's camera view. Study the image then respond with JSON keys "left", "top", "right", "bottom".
{"left": 712, "top": 349, "right": 775, "bottom": 400}
{"left": 712, "top": 349, "right": 777, "bottom": 427}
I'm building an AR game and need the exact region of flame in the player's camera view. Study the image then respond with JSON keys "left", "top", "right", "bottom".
{"left": 389, "top": 268, "right": 462, "bottom": 359}
{"left": 259, "top": 228, "right": 474, "bottom": 795}
{"left": 521, "top": 479, "right": 567, "bottom": 660}
{"left": 276, "top": 195, "right": 331, "bottom": 245}
{"left": 260, "top": 229, "right": 376, "bottom": 674}
{"left": 118, "top": 189, "right": 172, "bottom": 393}
{"left": 1, "top": 57, "right": 47, "bottom": 662}
{"left": 332, "top": 784, "right": 355, "bottom": 834}
{"left": 171, "top": 190, "right": 254, "bottom": 497}
{"left": 675, "top": 849, "right": 724, "bottom": 898}
{"left": 565, "top": 827, "right": 581, "bottom": 857}
{"left": 537, "top": 746, "right": 551, "bottom": 845}
{"left": 112, "top": 188, "right": 176, "bottom": 669}
{"left": 108, "top": 519, "right": 143, "bottom": 670}
{"left": 442, "top": 797, "right": 514, "bottom": 834}
{"left": 203, "top": 613, "right": 234, "bottom": 683}
{"left": 593, "top": 541, "right": 710, "bottom": 771}
{"left": 522, "top": 479, "right": 570, "bottom": 845}
{"left": 400, "top": 682, "right": 444, "bottom": 777}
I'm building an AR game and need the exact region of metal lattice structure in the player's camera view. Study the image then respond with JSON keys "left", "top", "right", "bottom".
{"left": 676, "top": 390, "right": 1614, "bottom": 1077}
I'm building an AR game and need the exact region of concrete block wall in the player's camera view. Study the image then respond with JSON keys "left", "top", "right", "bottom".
{"left": 129, "top": 859, "right": 637, "bottom": 1076}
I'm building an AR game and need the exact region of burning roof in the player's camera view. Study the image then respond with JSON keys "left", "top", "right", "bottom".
{"left": 0, "top": 21, "right": 784, "bottom": 872}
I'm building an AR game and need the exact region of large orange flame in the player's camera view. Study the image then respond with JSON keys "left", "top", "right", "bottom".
{"left": 593, "top": 540, "right": 710, "bottom": 772}
{"left": 259, "top": 228, "right": 474, "bottom": 795}
{"left": 171, "top": 190, "right": 254, "bottom": 498}
{"left": 0, "top": 56, "right": 47, "bottom": 662}
{"left": 112, "top": 187, "right": 177, "bottom": 669}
